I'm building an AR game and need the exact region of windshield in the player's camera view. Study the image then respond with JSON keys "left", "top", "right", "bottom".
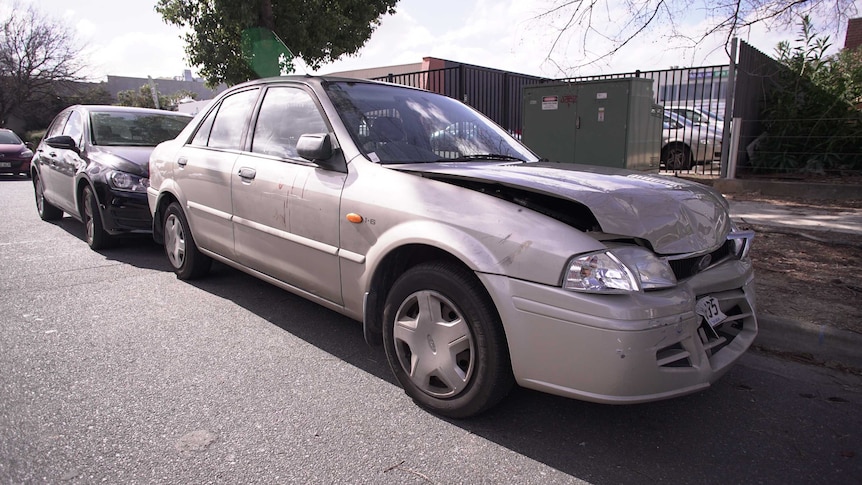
{"left": 90, "top": 111, "right": 192, "bottom": 147}
{"left": 324, "top": 81, "right": 537, "bottom": 164}
{"left": 0, "top": 130, "right": 23, "bottom": 145}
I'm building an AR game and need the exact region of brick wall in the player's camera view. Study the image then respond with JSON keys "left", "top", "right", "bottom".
{"left": 845, "top": 18, "right": 862, "bottom": 50}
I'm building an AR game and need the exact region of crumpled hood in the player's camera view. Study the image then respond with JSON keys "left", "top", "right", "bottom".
{"left": 397, "top": 161, "right": 730, "bottom": 255}
{"left": 86, "top": 145, "right": 153, "bottom": 177}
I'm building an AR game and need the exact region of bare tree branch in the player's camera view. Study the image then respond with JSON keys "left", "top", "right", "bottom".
{"left": 0, "top": 0, "right": 86, "bottom": 126}
{"left": 534, "top": 0, "right": 858, "bottom": 75}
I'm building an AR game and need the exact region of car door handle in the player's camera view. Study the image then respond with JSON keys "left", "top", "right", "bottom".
{"left": 237, "top": 167, "right": 256, "bottom": 180}
{"left": 177, "top": 156, "right": 188, "bottom": 167}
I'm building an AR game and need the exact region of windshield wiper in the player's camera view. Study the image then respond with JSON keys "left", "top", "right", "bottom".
{"left": 438, "top": 154, "right": 526, "bottom": 163}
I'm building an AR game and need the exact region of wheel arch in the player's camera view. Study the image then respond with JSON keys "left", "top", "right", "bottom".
{"left": 151, "top": 190, "right": 181, "bottom": 244}
{"left": 74, "top": 177, "right": 100, "bottom": 221}
{"left": 362, "top": 243, "right": 504, "bottom": 348}
{"left": 662, "top": 141, "right": 691, "bottom": 156}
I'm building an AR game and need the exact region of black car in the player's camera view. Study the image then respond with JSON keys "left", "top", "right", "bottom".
{"left": 31, "top": 105, "right": 192, "bottom": 249}
{"left": 0, "top": 128, "right": 34, "bottom": 177}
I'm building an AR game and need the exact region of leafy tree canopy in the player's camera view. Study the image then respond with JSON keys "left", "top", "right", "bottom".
{"left": 753, "top": 16, "right": 862, "bottom": 175}
{"left": 156, "top": 0, "right": 398, "bottom": 86}
{"left": 117, "top": 84, "right": 199, "bottom": 110}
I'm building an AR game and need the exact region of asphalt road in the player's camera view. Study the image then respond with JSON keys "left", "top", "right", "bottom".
{"left": 1, "top": 175, "right": 860, "bottom": 484}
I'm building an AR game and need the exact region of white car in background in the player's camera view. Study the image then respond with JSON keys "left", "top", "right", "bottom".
{"left": 665, "top": 105, "right": 725, "bottom": 135}
{"left": 661, "top": 111, "right": 722, "bottom": 170}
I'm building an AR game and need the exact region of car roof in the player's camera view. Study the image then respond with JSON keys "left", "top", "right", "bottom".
{"left": 68, "top": 105, "right": 193, "bottom": 117}
{"left": 228, "top": 74, "right": 425, "bottom": 93}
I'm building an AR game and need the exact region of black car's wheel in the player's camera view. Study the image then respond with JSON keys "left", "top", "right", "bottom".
{"left": 662, "top": 144, "right": 693, "bottom": 170}
{"left": 33, "top": 173, "right": 63, "bottom": 221}
{"left": 163, "top": 202, "right": 211, "bottom": 279}
{"left": 82, "top": 185, "right": 111, "bottom": 250}
{"left": 383, "top": 262, "right": 514, "bottom": 418}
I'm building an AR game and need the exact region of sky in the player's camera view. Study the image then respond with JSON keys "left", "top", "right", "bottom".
{"left": 8, "top": 0, "right": 859, "bottom": 82}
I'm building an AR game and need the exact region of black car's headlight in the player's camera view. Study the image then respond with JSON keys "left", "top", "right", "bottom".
{"left": 107, "top": 170, "right": 149, "bottom": 193}
{"left": 563, "top": 247, "right": 677, "bottom": 293}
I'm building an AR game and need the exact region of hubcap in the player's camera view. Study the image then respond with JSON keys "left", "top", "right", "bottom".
{"left": 164, "top": 214, "right": 186, "bottom": 269}
{"left": 393, "top": 290, "right": 474, "bottom": 398}
{"left": 668, "top": 149, "right": 686, "bottom": 169}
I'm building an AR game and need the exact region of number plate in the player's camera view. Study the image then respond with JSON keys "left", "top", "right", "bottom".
{"left": 696, "top": 296, "right": 727, "bottom": 327}
{"left": 0, "top": 162, "right": 10, "bottom": 168}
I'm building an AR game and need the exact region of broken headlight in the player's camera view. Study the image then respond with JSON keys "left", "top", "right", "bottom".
{"left": 563, "top": 247, "right": 676, "bottom": 293}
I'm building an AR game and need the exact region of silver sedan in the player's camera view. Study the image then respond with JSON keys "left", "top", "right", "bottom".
{"left": 148, "top": 76, "right": 756, "bottom": 418}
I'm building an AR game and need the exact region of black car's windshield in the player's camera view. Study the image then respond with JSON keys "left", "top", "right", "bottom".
{"left": 325, "top": 81, "right": 537, "bottom": 164}
{"left": 90, "top": 111, "right": 192, "bottom": 147}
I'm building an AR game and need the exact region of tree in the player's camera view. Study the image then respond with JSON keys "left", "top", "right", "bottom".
{"left": 533, "top": 0, "right": 858, "bottom": 73}
{"left": 156, "top": 0, "right": 398, "bottom": 87}
{"left": 117, "top": 84, "right": 199, "bottom": 110}
{"left": 0, "top": 1, "right": 86, "bottom": 127}
{"left": 752, "top": 16, "right": 862, "bottom": 174}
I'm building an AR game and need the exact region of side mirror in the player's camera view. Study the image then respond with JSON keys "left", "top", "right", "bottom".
{"left": 45, "top": 135, "right": 78, "bottom": 151}
{"left": 297, "top": 133, "right": 344, "bottom": 172}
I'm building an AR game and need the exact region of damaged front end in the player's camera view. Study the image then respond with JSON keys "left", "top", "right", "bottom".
{"left": 402, "top": 162, "right": 758, "bottom": 403}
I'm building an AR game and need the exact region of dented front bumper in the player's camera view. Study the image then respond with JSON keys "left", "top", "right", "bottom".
{"left": 479, "top": 259, "right": 757, "bottom": 404}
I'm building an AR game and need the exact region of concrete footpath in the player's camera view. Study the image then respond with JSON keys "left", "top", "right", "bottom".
{"left": 726, "top": 197, "right": 862, "bottom": 372}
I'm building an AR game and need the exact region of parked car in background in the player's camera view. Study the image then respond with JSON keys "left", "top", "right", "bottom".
{"left": 665, "top": 104, "right": 725, "bottom": 135}
{"left": 661, "top": 111, "right": 722, "bottom": 170}
{"left": 0, "top": 128, "right": 34, "bottom": 177}
{"left": 148, "top": 76, "right": 756, "bottom": 418}
{"left": 31, "top": 105, "right": 192, "bottom": 249}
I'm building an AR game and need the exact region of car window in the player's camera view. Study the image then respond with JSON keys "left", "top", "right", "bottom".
{"left": 62, "top": 110, "right": 85, "bottom": 146}
{"left": 206, "top": 88, "right": 260, "bottom": 150}
{"left": 190, "top": 106, "right": 218, "bottom": 147}
{"left": 0, "top": 130, "right": 22, "bottom": 144}
{"left": 45, "top": 111, "right": 71, "bottom": 140}
{"left": 251, "top": 86, "right": 328, "bottom": 159}
{"left": 90, "top": 111, "right": 192, "bottom": 146}
{"left": 325, "top": 82, "right": 535, "bottom": 164}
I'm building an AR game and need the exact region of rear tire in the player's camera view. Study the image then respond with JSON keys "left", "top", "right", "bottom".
{"left": 382, "top": 262, "right": 514, "bottom": 418}
{"left": 33, "top": 173, "right": 63, "bottom": 221}
{"left": 82, "top": 185, "right": 111, "bottom": 250}
{"left": 163, "top": 202, "right": 211, "bottom": 279}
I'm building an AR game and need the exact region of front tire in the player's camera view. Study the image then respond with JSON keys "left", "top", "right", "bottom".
{"left": 33, "top": 173, "right": 63, "bottom": 221}
{"left": 383, "top": 262, "right": 514, "bottom": 418}
{"left": 163, "top": 202, "right": 211, "bottom": 279}
{"left": 82, "top": 185, "right": 111, "bottom": 250}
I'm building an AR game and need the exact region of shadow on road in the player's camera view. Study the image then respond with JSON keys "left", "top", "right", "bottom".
{"left": 50, "top": 216, "right": 172, "bottom": 272}
{"left": 170, "top": 262, "right": 861, "bottom": 484}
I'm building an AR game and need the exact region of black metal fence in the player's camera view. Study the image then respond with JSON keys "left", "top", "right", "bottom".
{"left": 373, "top": 65, "right": 548, "bottom": 136}
{"left": 561, "top": 67, "right": 728, "bottom": 175}
{"left": 374, "top": 42, "right": 861, "bottom": 179}
{"left": 374, "top": 63, "right": 729, "bottom": 175}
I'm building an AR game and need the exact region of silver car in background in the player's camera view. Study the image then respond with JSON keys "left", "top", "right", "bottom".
{"left": 148, "top": 76, "right": 756, "bottom": 418}
{"left": 662, "top": 111, "right": 723, "bottom": 170}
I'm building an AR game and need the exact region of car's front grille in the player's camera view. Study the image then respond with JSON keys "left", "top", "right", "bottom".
{"left": 667, "top": 240, "right": 733, "bottom": 281}
{"left": 656, "top": 288, "right": 754, "bottom": 368}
